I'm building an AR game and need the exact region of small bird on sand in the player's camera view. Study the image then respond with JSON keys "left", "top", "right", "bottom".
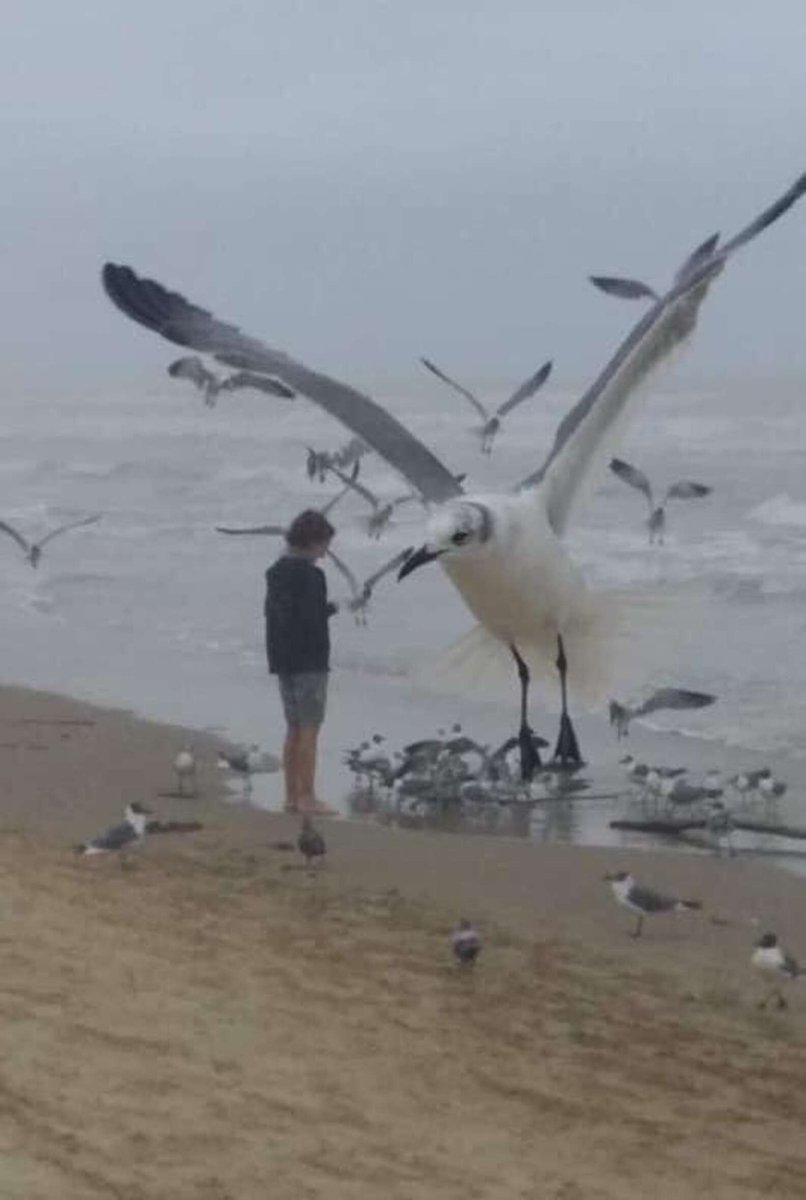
{"left": 752, "top": 932, "right": 801, "bottom": 1010}
{"left": 168, "top": 355, "right": 295, "bottom": 407}
{"left": 173, "top": 746, "right": 197, "bottom": 797}
{"left": 0, "top": 514, "right": 102, "bottom": 568}
{"left": 604, "top": 870, "right": 702, "bottom": 938}
{"left": 75, "top": 802, "right": 153, "bottom": 861}
{"left": 609, "top": 688, "right": 716, "bottom": 740}
{"left": 298, "top": 817, "right": 326, "bottom": 868}
{"left": 451, "top": 919, "right": 481, "bottom": 966}
{"left": 609, "top": 457, "right": 711, "bottom": 543}
{"left": 420, "top": 356, "right": 553, "bottom": 454}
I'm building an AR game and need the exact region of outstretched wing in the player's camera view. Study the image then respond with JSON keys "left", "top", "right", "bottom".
{"left": 215, "top": 524, "right": 286, "bottom": 536}
{"left": 675, "top": 233, "right": 720, "bottom": 283}
{"left": 609, "top": 457, "right": 653, "bottom": 506}
{"left": 320, "top": 461, "right": 360, "bottom": 515}
{"left": 38, "top": 514, "right": 102, "bottom": 550}
{"left": 519, "top": 171, "right": 806, "bottom": 533}
{"left": 634, "top": 688, "right": 716, "bottom": 719}
{"left": 589, "top": 276, "right": 660, "bottom": 302}
{"left": 419, "top": 356, "right": 488, "bottom": 421}
{"left": 496, "top": 360, "right": 553, "bottom": 418}
{"left": 361, "top": 547, "right": 414, "bottom": 594}
{"left": 663, "top": 480, "right": 711, "bottom": 502}
{"left": 102, "top": 265, "right": 462, "bottom": 505}
{"left": 325, "top": 462, "right": 379, "bottom": 510}
{"left": 324, "top": 548, "right": 360, "bottom": 599}
{"left": 167, "top": 355, "right": 215, "bottom": 389}
{"left": 218, "top": 370, "right": 295, "bottom": 399}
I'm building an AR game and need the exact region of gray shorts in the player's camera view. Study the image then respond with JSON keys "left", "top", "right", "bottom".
{"left": 278, "top": 672, "right": 328, "bottom": 727}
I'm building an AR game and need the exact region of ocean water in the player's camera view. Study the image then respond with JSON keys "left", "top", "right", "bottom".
{"left": 0, "top": 375, "right": 805, "bottom": 828}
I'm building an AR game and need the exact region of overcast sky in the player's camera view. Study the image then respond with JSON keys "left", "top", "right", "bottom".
{"left": 3, "top": 1, "right": 806, "bottom": 393}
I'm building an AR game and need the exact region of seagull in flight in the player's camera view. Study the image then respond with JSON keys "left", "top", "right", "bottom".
{"left": 325, "top": 462, "right": 422, "bottom": 537}
{"left": 168, "top": 355, "right": 295, "bottom": 407}
{"left": 420, "top": 357, "right": 552, "bottom": 454}
{"left": 0, "top": 514, "right": 102, "bottom": 568}
{"left": 609, "top": 457, "right": 711, "bottom": 543}
{"left": 101, "top": 169, "right": 806, "bottom": 780}
{"left": 304, "top": 436, "right": 368, "bottom": 482}
{"left": 609, "top": 687, "right": 716, "bottom": 739}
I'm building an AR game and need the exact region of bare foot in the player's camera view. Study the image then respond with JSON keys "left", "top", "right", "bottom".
{"left": 299, "top": 802, "right": 340, "bottom": 818}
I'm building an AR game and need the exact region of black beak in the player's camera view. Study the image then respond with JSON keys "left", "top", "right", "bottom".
{"left": 397, "top": 545, "right": 442, "bottom": 580}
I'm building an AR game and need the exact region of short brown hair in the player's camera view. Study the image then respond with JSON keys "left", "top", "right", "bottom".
{"left": 285, "top": 509, "right": 335, "bottom": 550}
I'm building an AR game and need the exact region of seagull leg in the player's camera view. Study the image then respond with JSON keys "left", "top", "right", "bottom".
{"left": 630, "top": 914, "right": 644, "bottom": 938}
{"left": 510, "top": 644, "right": 542, "bottom": 782}
{"left": 551, "top": 635, "right": 584, "bottom": 768}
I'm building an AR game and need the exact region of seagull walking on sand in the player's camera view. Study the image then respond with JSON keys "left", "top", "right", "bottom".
{"left": 609, "top": 458, "right": 711, "bottom": 544}
{"left": 604, "top": 870, "right": 702, "bottom": 938}
{"left": 173, "top": 746, "right": 197, "bottom": 797}
{"left": 752, "top": 932, "right": 801, "bottom": 1010}
{"left": 168, "top": 355, "right": 295, "bottom": 406}
{"left": 298, "top": 816, "right": 326, "bottom": 868}
{"left": 75, "top": 802, "right": 153, "bottom": 861}
{"left": 0, "top": 514, "right": 102, "bottom": 568}
{"left": 101, "top": 169, "right": 806, "bottom": 782}
{"left": 420, "top": 357, "right": 552, "bottom": 454}
{"left": 451, "top": 918, "right": 481, "bottom": 966}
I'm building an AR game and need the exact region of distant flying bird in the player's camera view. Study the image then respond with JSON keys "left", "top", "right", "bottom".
{"left": 451, "top": 918, "right": 481, "bottom": 966}
{"left": 325, "top": 546, "right": 414, "bottom": 623}
{"left": 101, "top": 169, "right": 806, "bottom": 781}
{"left": 609, "top": 688, "right": 716, "bottom": 740}
{"left": 609, "top": 458, "right": 711, "bottom": 543}
{"left": 168, "top": 355, "right": 295, "bottom": 407}
{"left": 325, "top": 462, "right": 421, "bottom": 537}
{"left": 0, "top": 514, "right": 102, "bottom": 568}
{"left": 305, "top": 436, "right": 368, "bottom": 482}
{"left": 420, "top": 357, "right": 552, "bottom": 454}
{"left": 752, "top": 932, "right": 801, "bottom": 1010}
{"left": 298, "top": 816, "right": 326, "bottom": 868}
{"left": 75, "top": 802, "right": 153, "bottom": 859}
{"left": 173, "top": 746, "right": 197, "bottom": 797}
{"left": 604, "top": 870, "right": 702, "bottom": 938}
{"left": 590, "top": 232, "right": 722, "bottom": 304}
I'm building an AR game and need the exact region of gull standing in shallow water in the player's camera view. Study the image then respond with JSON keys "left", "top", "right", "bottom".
{"left": 0, "top": 514, "right": 102, "bottom": 568}
{"left": 101, "top": 170, "right": 806, "bottom": 780}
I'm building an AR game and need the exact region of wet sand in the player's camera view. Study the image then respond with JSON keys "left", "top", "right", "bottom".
{"left": 0, "top": 684, "right": 804, "bottom": 1199}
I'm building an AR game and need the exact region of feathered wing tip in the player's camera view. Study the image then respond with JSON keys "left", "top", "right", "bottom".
{"left": 411, "top": 583, "right": 709, "bottom": 714}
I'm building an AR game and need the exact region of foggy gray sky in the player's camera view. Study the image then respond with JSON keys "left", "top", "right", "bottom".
{"left": 3, "top": 0, "right": 806, "bottom": 394}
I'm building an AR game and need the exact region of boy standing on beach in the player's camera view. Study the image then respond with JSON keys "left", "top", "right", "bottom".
{"left": 265, "top": 510, "right": 338, "bottom": 815}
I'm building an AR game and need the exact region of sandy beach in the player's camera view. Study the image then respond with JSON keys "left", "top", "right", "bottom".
{"left": 0, "top": 685, "right": 802, "bottom": 1199}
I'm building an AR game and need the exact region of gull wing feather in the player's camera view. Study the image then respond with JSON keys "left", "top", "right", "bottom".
{"left": 218, "top": 370, "right": 295, "bottom": 399}
{"left": 0, "top": 521, "right": 31, "bottom": 554}
{"left": 609, "top": 457, "right": 654, "bottom": 506}
{"left": 215, "top": 524, "right": 287, "bottom": 536}
{"left": 633, "top": 688, "right": 716, "bottom": 719}
{"left": 361, "top": 547, "right": 414, "bottom": 594}
{"left": 167, "top": 355, "right": 216, "bottom": 388}
{"left": 37, "top": 514, "right": 102, "bottom": 550}
{"left": 675, "top": 233, "right": 720, "bottom": 282}
{"left": 324, "top": 549, "right": 360, "bottom": 599}
{"left": 325, "top": 462, "right": 379, "bottom": 510}
{"left": 589, "top": 276, "right": 660, "bottom": 302}
{"left": 520, "top": 171, "right": 806, "bottom": 533}
{"left": 419, "top": 357, "right": 489, "bottom": 421}
{"left": 102, "top": 265, "right": 461, "bottom": 504}
{"left": 496, "top": 360, "right": 553, "bottom": 418}
{"left": 320, "top": 461, "right": 360, "bottom": 515}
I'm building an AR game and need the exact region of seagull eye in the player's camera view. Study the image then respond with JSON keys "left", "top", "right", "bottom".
{"left": 451, "top": 531, "right": 469, "bottom": 546}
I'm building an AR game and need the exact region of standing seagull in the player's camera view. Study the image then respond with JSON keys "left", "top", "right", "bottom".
{"left": 752, "top": 932, "right": 801, "bottom": 1010}
{"left": 604, "top": 870, "right": 702, "bottom": 938}
{"left": 451, "top": 918, "right": 481, "bottom": 966}
{"left": 420, "top": 357, "right": 552, "bottom": 454}
{"left": 168, "top": 355, "right": 295, "bottom": 406}
{"left": 217, "top": 745, "right": 273, "bottom": 798}
{"left": 173, "top": 745, "right": 197, "bottom": 797}
{"left": 75, "top": 802, "right": 153, "bottom": 860}
{"left": 609, "top": 458, "right": 711, "bottom": 543}
{"left": 0, "top": 514, "right": 102, "bottom": 568}
{"left": 101, "top": 169, "right": 806, "bottom": 780}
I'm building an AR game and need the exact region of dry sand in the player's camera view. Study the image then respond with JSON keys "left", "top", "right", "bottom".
{"left": 0, "top": 685, "right": 804, "bottom": 1199}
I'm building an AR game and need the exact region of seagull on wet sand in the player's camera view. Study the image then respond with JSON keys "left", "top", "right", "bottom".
{"left": 451, "top": 918, "right": 481, "bottom": 966}
{"left": 217, "top": 745, "right": 277, "bottom": 798}
{"left": 420, "top": 357, "right": 552, "bottom": 454}
{"left": 101, "top": 169, "right": 806, "bottom": 782}
{"left": 609, "top": 457, "right": 711, "bottom": 544}
{"left": 168, "top": 355, "right": 295, "bottom": 406}
{"left": 173, "top": 746, "right": 197, "bottom": 797}
{"left": 298, "top": 817, "right": 326, "bottom": 868}
{"left": 609, "top": 688, "right": 716, "bottom": 740}
{"left": 604, "top": 870, "right": 702, "bottom": 937}
{"left": 75, "top": 802, "right": 153, "bottom": 861}
{"left": 752, "top": 932, "right": 801, "bottom": 1009}
{"left": 0, "top": 514, "right": 102, "bottom": 568}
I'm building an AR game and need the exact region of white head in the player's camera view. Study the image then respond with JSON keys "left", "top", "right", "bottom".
{"left": 125, "top": 801, "right": 152, "bottom": 832}
{"left": 397, "top": 502, "right": 494, "bottom": 579}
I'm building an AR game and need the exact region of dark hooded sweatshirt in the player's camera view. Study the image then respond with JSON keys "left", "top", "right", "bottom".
{"left": 264, "top": 555, "right": 336, "bottom": 675}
